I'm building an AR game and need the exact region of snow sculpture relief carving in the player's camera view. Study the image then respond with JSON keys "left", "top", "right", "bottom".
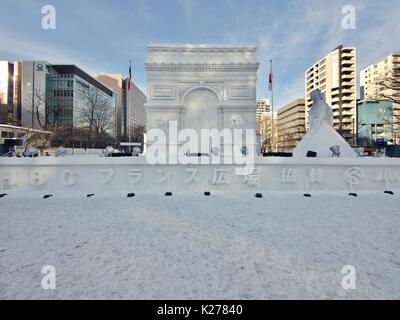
{"left": 306, "top": 168, "right": 323, "bottom": 184}
{"left": 230, "top": 114, "right": 244, "bottom": 129}
{"left": 155, "top": 117, "right": 170, "bottom": 138}
{"left": 0, "top": 162, "right": 399, "bottom": 192}
{"left": 373, "top": 170, "right": 399, "bottom": 190}
{"left": 344, "top": 167, "right": 364, "bottom": 192}
{"left": 30, "top": 170, "right": 47, "bottom": 186}
{"left": 281, "top": 168, "right": 296, "bottom": 183}
{"left": 128, "top": 169, "right": 143, "bottom": 185}
{"left": 156, "top": 169, "right": 171, "bottom": 184}
{"left": 373, "top": 171, "right": 399, "bottom": 183}
{"left": 184, "top": 168, "right": 200, "bottom": 184}
{"left": 99, "top": 169, "right": 114, "bottom": 185}
{"left": 1, "top": 171, "right": 16, "bottom": 190}
{"left": 61, "top": 170, "right": 77, "bottom": 186}
{"left": 293, "top": 89, "right": 357, "bottom": 158}
{"left": 243, "top": 168, "right": 260, "bottom": 186}
{"left": 212, "top": 168, "right": 229, "bottom": 185}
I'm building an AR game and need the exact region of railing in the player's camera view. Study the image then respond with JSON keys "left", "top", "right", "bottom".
{"left": 1, "top": 151, "right": 13, "bottom": 158}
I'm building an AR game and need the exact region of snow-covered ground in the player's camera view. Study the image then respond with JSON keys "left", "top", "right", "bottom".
{"left": 0, "top": 191, "right": 399, "bottom": 300}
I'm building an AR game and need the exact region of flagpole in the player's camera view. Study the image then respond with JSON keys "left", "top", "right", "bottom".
{"left": 270, "top": 59, "right": 275, "bottom": 152}
{"left": 128, "top": 59, "right": 131, "bottom": 149}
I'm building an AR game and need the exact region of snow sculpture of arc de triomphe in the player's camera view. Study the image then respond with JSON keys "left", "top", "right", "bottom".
{"left": 145, "top": 44, "right": 260, "bottom": 154}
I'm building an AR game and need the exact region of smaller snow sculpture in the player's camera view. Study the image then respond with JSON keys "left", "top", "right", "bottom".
{"left": 293, "top": 89, "right": 356, "bottom": 158}
{"left": 308, "top": 90, "right": 334, "bottom": 133}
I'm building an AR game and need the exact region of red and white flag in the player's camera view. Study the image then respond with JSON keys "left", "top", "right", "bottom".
{"left": 268, "top": 60, "right": 273, "bottom": 91}
{"left": 128, "top": 60, "right": 132, "bottom": 91}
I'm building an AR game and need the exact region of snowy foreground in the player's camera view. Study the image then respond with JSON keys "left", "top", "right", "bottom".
{"left": 1, "top": 191, "right": 400, "bottom": 300}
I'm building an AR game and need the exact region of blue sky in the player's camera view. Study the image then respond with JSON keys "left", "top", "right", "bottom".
{"left": 1, "top": 0, "right": 400, "bottom": 109}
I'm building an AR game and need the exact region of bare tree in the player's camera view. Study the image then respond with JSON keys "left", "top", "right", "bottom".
{"left": 276, "top": 126, "right": 306, "bottom": 152}
{"left": 125, "top": 125, "right": 145, "bottom": 151}
{"left": 129, "top": 125, "right": 145, "bottom": 144}
{"left": 78, "top": 87, "right": 115, "bottom": 148}
{"left": 93, "top": 100, "right": 115, "bottom": 148}
{"left": 259, "top": 113, "right": 278, "bottom": 153}
{"left": 23, "top": 88, "right": 65, "bottom": 153}
{"left": 374, "top": 68, "right": 400, "bottom": 143}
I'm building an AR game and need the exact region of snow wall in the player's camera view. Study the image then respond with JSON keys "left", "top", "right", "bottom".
{"left": 1, "top": 156, "right": 400, "bottom": 193}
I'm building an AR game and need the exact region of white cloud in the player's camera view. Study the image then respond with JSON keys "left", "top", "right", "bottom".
{"left": 255, "top": 0, "right": 400, "bottom": 108}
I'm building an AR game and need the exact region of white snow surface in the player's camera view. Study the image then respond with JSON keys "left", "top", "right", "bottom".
{"left": 1, "top": 191, "right": 400, "bottom": 300}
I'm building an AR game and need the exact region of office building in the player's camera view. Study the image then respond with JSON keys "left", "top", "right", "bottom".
{"left": 128, "top": 82, "right": 146, "bottom": 139}
{"left": 46, "top": 65, "right": 117, "bottom": 148}
{"left": 1, "top": 61, "right": 117, "bottom": 149}
{"left": 357, "top": 100, "right": 394, "bottom": 146}
{"left": 95, "top": 74, "right": 146, "bottom": 145}
{"left": 305, "top": 46, "right": 357, "bottom": 144}
{"left": 277, "top": 98, "right": 306, "bottom": 151}
{"left": 20, "top": 61, "right": 49, "bottom": 129}
{"left": 0, "top": 61, "right": 22, "bottom": 125}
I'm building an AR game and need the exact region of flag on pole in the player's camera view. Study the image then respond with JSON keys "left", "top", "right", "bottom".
{"left": 128, "top": 60, "right": 132, "bottom": 91}
{"left": 268, "top": 59, "right": 273, "bottom": 91}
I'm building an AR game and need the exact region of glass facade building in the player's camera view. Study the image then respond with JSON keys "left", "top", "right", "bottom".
{"left": 357, "top": 100, "right": 394, "bottom": 146}
{"left": 0, "top": 61, "right": 21, "bottom": 125}
{"left": 46, "top": 65, "right": 117, "bottom": 148}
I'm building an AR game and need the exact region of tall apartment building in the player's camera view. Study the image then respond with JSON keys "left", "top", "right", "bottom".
{"left": 256, "top": 99, "right": 278, "bottom": 152}
{"left": 277, "top": 98, "right": 306, "bottom": 151}
{"left": 95, "top": 74, "right": 146, "bottom": 144}
{"left": 360, "top": 53, "right": 400, "bottom": 100}
{"left": 256, "top": 98, "right": 271, "bottom": 136}
{"left": 305, "top": 46, "right": 357, "bottom": 144}
{"left": 360, "top": 53, "right": 400, "bottom": 144}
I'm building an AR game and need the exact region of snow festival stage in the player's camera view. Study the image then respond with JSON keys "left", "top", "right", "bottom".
{"left": 1, "top": 156, "right": 400, "bottom": 299}
{"left": 1, "top": 156, "right": 400, "bottom": 193}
